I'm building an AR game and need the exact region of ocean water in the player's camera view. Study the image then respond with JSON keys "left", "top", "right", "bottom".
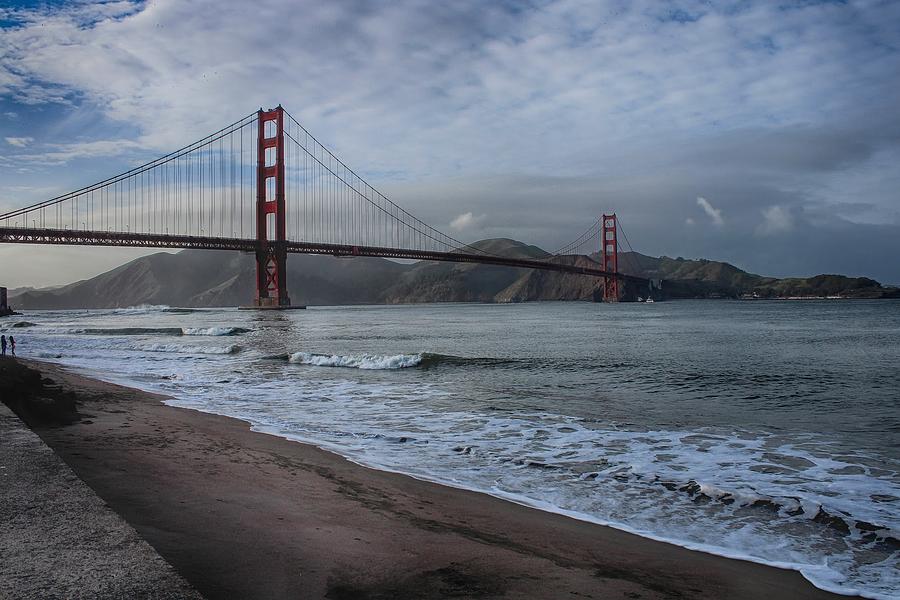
{"left": 3, "top": 300, "right": 898, "bottom": 598}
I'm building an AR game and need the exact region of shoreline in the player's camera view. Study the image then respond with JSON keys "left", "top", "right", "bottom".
{"left": 220, "top": 410, "right": 864, "bottom": 593}
{"left": 5, "top": 358, "right": 849, "bottom": 599}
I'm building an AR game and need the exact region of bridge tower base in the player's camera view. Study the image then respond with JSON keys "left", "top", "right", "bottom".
{"left": 601, "top": 213, "right": 619, "bottom": 303}
{"left": 254, "top": 106, "right": 293, "bottom": 308}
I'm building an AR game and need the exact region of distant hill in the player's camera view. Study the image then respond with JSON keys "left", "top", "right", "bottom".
{"left": 615, "top": 254, "right": 896, "bottom": 299}
{"left": 380, "top": 238, "right": 549, "bottom": 303}
{"left": 7, "top": 240, "right": 897, "bottom": 309}
{"left": 9, "top": 250, "right": 405, "bottom": 309}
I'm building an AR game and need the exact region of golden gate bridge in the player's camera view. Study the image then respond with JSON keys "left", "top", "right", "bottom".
{"left": 0, "top": 105, "right": 651, "bottom": 305}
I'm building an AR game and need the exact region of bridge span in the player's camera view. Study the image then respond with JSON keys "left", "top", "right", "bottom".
{"left": 0, "top": 105, "right": 651, "bottom": 304}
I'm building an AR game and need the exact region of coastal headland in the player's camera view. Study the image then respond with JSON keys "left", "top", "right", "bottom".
{"left": 2, "top": 358, "right": 845, "bottom": 599}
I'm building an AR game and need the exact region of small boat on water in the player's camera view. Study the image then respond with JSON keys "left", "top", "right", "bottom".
{"left": 645, "top": 297, "right": 655, "bottom": 303}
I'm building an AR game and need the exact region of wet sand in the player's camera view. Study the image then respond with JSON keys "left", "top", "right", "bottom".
{"left": 5, "top": 358, "right": 846, "bottom": 599}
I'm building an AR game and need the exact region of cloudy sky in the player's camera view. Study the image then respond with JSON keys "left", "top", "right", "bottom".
{"left": 1, "top": 0, "right": 899, "bottom": 288}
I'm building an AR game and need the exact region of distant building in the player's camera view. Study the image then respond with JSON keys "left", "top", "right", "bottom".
{"left": 1, "top": 286, "right": 15, "bottom": 316}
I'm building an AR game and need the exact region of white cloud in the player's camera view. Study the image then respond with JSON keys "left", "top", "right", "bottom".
{"left": 3, "top": 139, "right": 145, "bottom": 166}
{"left": 758, "top": 205, "right": 794, "bottom": 235}
{"left": 449, "top": 211, "right": 486, "bottom": 232}
{"left": 5, "top": 136, "right": 33, "bottom": 147}
{"left": 696, "top": 196, "right": 724, "bottom": 226}
{"left": 28, "top": 139, "right": 143, "bottom": 163}
{"left": 1, "top": 0, "right": 897, "bottom": 175}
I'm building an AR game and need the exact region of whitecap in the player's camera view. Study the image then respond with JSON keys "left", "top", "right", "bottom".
{"left": 288, "top": 351, "right": 423, "bottom": 369}
{"left": 113, "top": 304, "right": 172, "bottom": 314}
{"left": 181, "top": 326, "right": 248, "bottom": 336}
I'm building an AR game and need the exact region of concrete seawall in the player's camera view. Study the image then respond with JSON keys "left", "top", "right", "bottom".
{"left": 0, "top": 401, "right": 203, "bottom": 599}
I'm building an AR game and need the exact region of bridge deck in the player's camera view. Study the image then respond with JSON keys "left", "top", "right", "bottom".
{"left": 0, "top": 227, "right": 648, "bottom": 283}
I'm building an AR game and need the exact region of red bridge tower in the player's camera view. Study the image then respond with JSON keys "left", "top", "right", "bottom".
{"left": 255, "top": 106, "right": 292, "bottom": 307}
{"left": 601, "top": 213, "right": 618, "bottom": 302}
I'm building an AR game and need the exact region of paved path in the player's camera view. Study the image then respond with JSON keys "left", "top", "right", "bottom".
{"left": 0, "top": 401, "right": 203, "bottom": 600}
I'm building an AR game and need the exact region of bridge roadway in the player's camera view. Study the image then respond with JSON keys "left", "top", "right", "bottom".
{"left": 0, "top": 226, "right": 649, "bottom": 284}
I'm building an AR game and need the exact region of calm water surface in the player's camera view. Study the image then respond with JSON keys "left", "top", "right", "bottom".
{"left": 4, "top": 300, "right": 898, "bottom": 598}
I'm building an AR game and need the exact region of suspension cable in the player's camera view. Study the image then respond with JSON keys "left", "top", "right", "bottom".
{"left": 0, "top": 112, "right": 258, "bottom": 221}
{"left": 282, "top": 108, "right": 500, "bottom": 258}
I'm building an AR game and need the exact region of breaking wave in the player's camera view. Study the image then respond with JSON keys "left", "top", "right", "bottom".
{"left": 29, "top": 326, "right": 249, "bottom": 337}
{"left": 281, "top": 351, "right": 520, "bottom": 370}
{"left": 276, "top": 351, "right": 518, "bottom": 370}
{"left": 182, "top": 327, "right": 249, "bottom": 336}
{"left": 288, "top": 351, "right": 424, "bottom": 369}
{"left": 135, "top": 343, "right": 242, "bottom": 355}
{"left": 111, "top": 304, "right": 183, "bottom": 314}
{"left": 39, "top": 327, "right": 186, "bottom": 336}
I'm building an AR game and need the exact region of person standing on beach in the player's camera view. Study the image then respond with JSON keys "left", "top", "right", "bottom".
{"left": 1, "top": 335, "right": 5, "bottom": 356}
{"left": 8, "top": 336, "right": 14, "bottom": 356}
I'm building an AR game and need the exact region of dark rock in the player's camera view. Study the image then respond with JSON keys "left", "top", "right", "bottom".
{"left": 813, "top": 509, "right": 851, "bottom": 535}
{"left": 0, "top": 359, "right": 80, "bottom": 426}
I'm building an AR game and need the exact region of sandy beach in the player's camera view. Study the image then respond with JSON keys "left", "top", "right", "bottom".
{"left": 2, "top": 358, "right": 847, "bottom": 600}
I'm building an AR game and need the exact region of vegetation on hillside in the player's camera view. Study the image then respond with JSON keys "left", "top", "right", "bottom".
{"left": 618, "top": 254, "right": 897, "bottom": 299}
